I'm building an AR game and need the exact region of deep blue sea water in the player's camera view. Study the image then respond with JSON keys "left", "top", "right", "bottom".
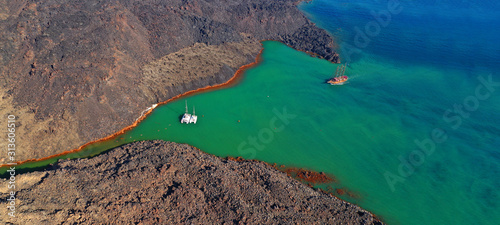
{"left": 299, "top": 0, "right": 500, "bottom": 224}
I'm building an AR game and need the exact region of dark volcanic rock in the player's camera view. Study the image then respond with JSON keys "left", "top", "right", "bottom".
{"left": 278, "top": 24, "right": 340, "bottom": 62}
{"left": 0, "top": 0, "right": 339, "bottom": 161}
{"left": 0, "top": 140, "right": 382, "bottom": 224}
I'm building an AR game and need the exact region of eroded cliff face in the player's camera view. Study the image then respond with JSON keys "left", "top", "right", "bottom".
{"left": 0, "top": 0, "right": 338, "bottom": 162}
{"left": 0, "top": 140, "right": 381, "bottom": 224}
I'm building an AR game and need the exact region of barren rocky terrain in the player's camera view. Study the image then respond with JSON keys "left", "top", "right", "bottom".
{"left": 0, "top": 0, "right": 338, "bottom": 162}
{"left": 0, "top": 1, "right": 383, "bottom": 224}
{"left": 0, "top": 140, "right": 382, "bottom": 224}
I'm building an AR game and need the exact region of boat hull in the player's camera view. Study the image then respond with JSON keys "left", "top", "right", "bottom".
{"left": 327, "top": 76, "right": 348, "bottom": 85}
{"left": 181, "top": 113, "right": 192, "bottom": 124}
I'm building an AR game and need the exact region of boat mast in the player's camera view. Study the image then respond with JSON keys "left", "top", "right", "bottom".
{"left": 185, "top": 100, "right": 188, "bottom": 114}
{"left": 335, "top": 64, "right": 347, "bottom": 78}
{"left": 339, "top": 63, "right": 346, "bottom": 77}
{"left": 193, "top": 106, "right": 195, "bottom": 115}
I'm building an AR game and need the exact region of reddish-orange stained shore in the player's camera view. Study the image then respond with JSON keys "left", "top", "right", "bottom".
{"left": 0, "top": 48, "right": 264, "bottom": 169}
{"left": 1, "top": 41, "right": 337, "bottom": 170}
{"left": 226, "top": 157, "right": 337, "bottom": 186}
{"left": 283, "top": 167, "right": 336, "bottom": 184}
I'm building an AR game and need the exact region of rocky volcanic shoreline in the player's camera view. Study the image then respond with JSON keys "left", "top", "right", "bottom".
{"left": 0, "top": 0, "right": 387, "bottom": 224}
{"left": 0, "top": 140, "right": 382, "bottom": 224}
{"left": 0, "top": 0, "right": 338, "bottom": 162}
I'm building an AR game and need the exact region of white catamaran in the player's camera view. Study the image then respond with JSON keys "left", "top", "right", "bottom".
{"left": 180, "top": 100, "right": 198, "bottom": 124}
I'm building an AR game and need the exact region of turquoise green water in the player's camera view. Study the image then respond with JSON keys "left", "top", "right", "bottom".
{"left": 101, "top": 41, "right": 500, "bottom": 224}
{"left": 3, "top": 41, "right": 499, "bottom": 224}
{"left": 3, "top": 0, "right": 499, "bottom": 224}
{"left": 298, "top": 0, "right": 500, "bottom": 224}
